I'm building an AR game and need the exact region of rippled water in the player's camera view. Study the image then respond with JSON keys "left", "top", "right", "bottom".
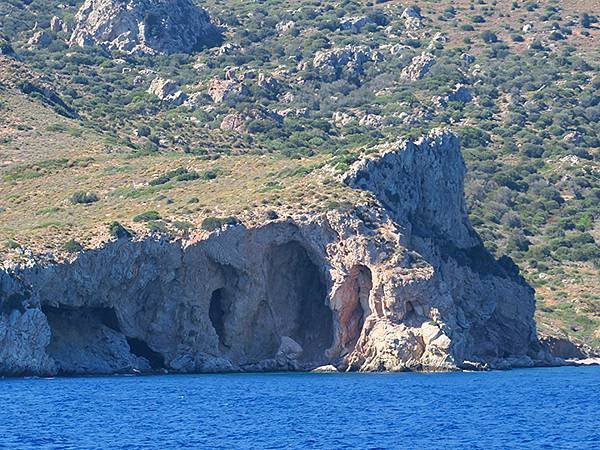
{"left": 0, "top": 366, "right": 598, "bottom": 449}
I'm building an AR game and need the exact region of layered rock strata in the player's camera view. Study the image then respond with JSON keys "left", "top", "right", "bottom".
{"left": 0, "top": 130, "right": 552, "bottom": 376}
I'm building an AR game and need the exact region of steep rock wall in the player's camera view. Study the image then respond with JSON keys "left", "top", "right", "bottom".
{"left": 0, "top": 130, "right": 552, "bottom": 375}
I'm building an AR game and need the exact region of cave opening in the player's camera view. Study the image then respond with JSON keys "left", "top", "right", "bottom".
{"left": 42, "top": 305, "right": 121, "bottom": 332}
{"left": 126, "top": 337, "right": 165, "bottom": 369}
{"left": 263, "top": 241, "right": 333, "bottom": 364}
{"left": 209, "top": 288, "right": 227, "bottom": 347}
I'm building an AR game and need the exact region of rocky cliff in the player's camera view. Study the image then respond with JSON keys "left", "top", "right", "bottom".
{"left": 0, "top": 130, "right": 554, "bottom": 376}
{"left": 69, "top": 0, "right": 221, "bottom": 55}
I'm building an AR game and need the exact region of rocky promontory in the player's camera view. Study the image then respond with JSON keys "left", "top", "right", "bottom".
{"left": 0, "top": 130, "right": 557, "bottom": 376}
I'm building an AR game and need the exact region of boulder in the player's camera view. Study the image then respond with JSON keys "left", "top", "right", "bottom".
{"left": 340, "top": 16, "right": 370, "bottom": 31}
{"left": 401, "top": 6, "right": 423, "bottom": 30}
{"left": 359, "top": 114, "right": 383, "bottom": 128}
{"left": 400, "top": 53, "right": 436, "bottom": 81}
{"left": 28, "top": 30, "right": 53, "bottom": 49}
{"left": 69, "top": 0, "right": 221, "bottom": 55}
{"left": 220, "top": 113, "right": 246, "bottom": 132}
{"left": 313, "top": 45, "right": 383, "bottom": 81}
{"left": 207, "top": 79, "right": 248, "bottom": 103}
{"left": 275, "top": 21, "right": 295, "bottom": 34}
{"left": 50, "top": 16, "right": 63, "bottom": 33}
{"left": 147, "top": 77, "right": 187, "bottom": 105}
{"left": 332, "top": 111, "right": 355, "bottom": 127}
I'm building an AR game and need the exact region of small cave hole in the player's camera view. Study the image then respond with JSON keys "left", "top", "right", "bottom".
{"left": 126, "top": 337, "right": 165, "bottom": 370}
{"left": 209, "top": 288, "right": 227, "bottom": 347}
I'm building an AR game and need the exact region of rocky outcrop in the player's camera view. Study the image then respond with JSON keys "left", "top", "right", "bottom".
{"left": 0, "top": 130, "right": 553, "bottom": 376}
{"left": 207, "top": 78, "right": 248, "bottom": 103}
{"left": 147, "top": 77, "right": 187, "bottom": 105}
{"left": 313, "top": 45, "right": 383, "bottom": 81}
{"left": 50, "top": 16, "right": 63, "bottom": 33}
{"left": 220, "top": 108, "right": 280, "bottom": 132}
{"left": 69, "top": 0, "right": 221, "bottom": 55}
{"left": 401, "top": 53, "right": 436, "bottom": 81}
{"left": 401, "top": 6, "right": 423, "bottom": 30}
{"left": 28, "top": 31, "right": 53, "bottom": 49}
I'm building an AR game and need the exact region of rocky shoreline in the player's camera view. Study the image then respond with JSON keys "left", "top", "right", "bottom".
{"left": 0, "top": 130, "right": 571, "bottom": 376}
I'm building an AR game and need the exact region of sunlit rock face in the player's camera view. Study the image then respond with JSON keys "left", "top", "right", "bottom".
{"left": 69, "top": 0, "right": 221, "bottom": 55}
{"left": 0, "top": 130, "right": 550, "bottom": 376}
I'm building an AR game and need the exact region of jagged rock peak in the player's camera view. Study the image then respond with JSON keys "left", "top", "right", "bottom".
{"left": 69, "top": 0, "right": 222, "bottom": 55}
{"left": 344, "top": 129, "right": 476, "bottom": 248}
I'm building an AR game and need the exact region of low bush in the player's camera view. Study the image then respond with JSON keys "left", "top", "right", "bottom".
{"left": 133, "top": 210, "right": 161, "bottom": 222}
{"left": 108, "top": 221, "right": 133, "bottom": 239}
{"left": 70, "top": 191, "right": 99, "bottom": 204}
{"left": 201, "top": 216, "right": 239, "bottom": 231}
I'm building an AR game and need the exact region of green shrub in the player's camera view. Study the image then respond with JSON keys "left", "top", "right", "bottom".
{"left": 63, "top": 239, "right": 83, "bottom": 253}
{"left": 70, "top": 191, "right": 99, "bottom": 204}
{"left": 173, "top": 220, "right": 193, "bottom": 231}
{"left": 108, "top": 221, "right": 133, "bottom": 239}
{"left": 146, "top": 220, "right": 168, "bottom": 233}
{"left": 4, "top": 239, "right": 20, "bottom": 250}
{"left": 201, "top": 216, "right": 239, "bottom": 231}
{"left": 133, "top": 210, "right": 161, "bottom": 222}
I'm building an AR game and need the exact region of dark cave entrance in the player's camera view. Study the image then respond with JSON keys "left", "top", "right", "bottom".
{"left": 263, "top": 241, "right": 334, "bottom": 364}
{"left": 42, "top": 305, "right": 121, "bottom": 332}
{"left": 209, "top": 288, "right": 228, "bottom": 347}
{"left": 41, "top": 304, "right": 166, "bottom": 372}
{"left": 126, "top": 337, "right": 165, "bottom": 369}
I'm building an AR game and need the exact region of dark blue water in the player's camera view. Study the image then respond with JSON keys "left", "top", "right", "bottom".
{"left": 0, "top": 366, "right": 598, "bottom": 449}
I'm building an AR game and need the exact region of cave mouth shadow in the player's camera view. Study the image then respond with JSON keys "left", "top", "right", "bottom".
{"left": 209, "top": 287, "right": 228, "bottom": 348}
{"left": 263, "top": 241, "right": 334, "bottom": 364}
{"left": 41, "top": 304, "right": 165, "bottom": 371}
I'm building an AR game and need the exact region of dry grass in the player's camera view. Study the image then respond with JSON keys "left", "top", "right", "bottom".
{"left": 0, "top": 88, "right": 367, "bottom": 260}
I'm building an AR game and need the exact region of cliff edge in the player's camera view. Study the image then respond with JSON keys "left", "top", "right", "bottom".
{"left": 0, "top": 130, "right": 554, "bottom": 375}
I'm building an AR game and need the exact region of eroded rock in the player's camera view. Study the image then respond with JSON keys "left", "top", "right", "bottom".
{"left": 313, "top": 45, "right": 383, "bottom": 81}
{"left": 401, "top": 53, "right": 436, "bottom": 81}
{"left": 147, "top": 77, "right": 187, "bottom": 105}
{"left": 69, "top": 0, "right": 221, "bottom": 55}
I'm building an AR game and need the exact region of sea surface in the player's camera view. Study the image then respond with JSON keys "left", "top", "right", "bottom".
{"left": 0, "top": 366, "right": 598, "bottom": 449}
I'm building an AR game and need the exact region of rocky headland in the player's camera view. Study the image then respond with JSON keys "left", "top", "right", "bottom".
{"left": 0, "top": 130, "right": 569, "bottom": 376}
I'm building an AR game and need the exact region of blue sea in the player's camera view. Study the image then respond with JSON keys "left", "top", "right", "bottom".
{"left": 0, "top": 366, "right": 598, "bottom": 449}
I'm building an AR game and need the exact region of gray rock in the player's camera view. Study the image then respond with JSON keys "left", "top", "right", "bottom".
{"left": 147, "top": 77, "right": 187, "bottom": 105}
{"left": 401, "top": 6, "right": 423, "bottom": 30}
{"left": 400, "top": 53, "right": 436, "bottom": 81}
{"left": 28, "top": 30, "right": 53, "bottom": 49}
{"left": 69, "top": 0, "right": 221, "bottom": 55}
{"left": 340, "top": 16, "right": 370, "bottom": 31}
{"left": 50, "top": 16, "right": 63, "bottom": 33}
{"left": 313, "top": 45, "right": 383, "bottom": 81}
{"left": 207, "top": 78, "right": 249, "bottom": 103}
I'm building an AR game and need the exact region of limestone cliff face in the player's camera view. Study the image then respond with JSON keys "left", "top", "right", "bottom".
{"left": 0, "top": 130, "right": 552, "bottom": 376}
{"left": 69, "top": 0, "right": 221, "bottom": 55}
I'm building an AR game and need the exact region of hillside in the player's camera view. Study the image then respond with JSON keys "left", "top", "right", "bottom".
{"left": 0, "top": 0, "right": 598, "bottom": 351}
